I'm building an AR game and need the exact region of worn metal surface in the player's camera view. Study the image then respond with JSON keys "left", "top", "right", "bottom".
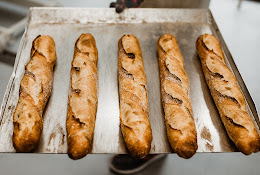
{"left": 0, "top": 8, "right": 259, "bottom": 154}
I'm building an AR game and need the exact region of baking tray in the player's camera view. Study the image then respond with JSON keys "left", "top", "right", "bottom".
{"left": 0, "top": 8, "right": 259, "bottom": 154}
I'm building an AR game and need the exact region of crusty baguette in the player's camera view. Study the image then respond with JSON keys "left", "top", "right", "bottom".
{"left": 66, "top": 33, "right": 98, "bottom": 160}
{"left": 13, "top": 35, "right": 57, "bottom": 152}
{"left": 196, "top": 34, "right": 260, "bottom": 155}
{"left": 118, "top": 34, "right": 152, "bottom": 158}
{"left": 157, "top": 34, "right": 198, "bottom": 158}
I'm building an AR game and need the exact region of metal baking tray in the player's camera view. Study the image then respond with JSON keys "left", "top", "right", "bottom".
{"left": 0, "top": 8, "right": 259, "bottom": 154}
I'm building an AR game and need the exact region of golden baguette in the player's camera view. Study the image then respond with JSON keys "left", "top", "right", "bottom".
{"left": 118, "top": 34, "right": 152, "bottom": 158}
{"left": 196, "top": 34, "right": 260, "bottom": 155}
{"left": 157, "top": 34, "right": 198, "bottom": 159}
{"left": 13, "top": 35, "right": 57, "bottom": 152}
{"left": 66, "top": 34, "right": 98, "bottom": 160}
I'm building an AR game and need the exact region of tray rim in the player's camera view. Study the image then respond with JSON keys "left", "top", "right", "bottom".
{"left": 0, "top": 7, "right": 213, "bottom": 127}
{"left": 0, "top": 8, "right": 258, "bottom": 153}
{"left": 207, "top": 10, "right": 259, "bottom": 129}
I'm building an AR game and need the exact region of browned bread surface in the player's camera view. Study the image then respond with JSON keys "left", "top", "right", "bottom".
{"left": 118, "top": 34, "right": 152, "bottom": 158}
{"left": 157, "top": 34, "right": 198, "bottom": 159}
{"left": 196, "top": 34, "right": 260, "bottom": 155}
{"left": 66, "top": 33, "right": 98, "bottom": 160}
{"left": 13, "top": 35, "right": 57, "bottom": 152}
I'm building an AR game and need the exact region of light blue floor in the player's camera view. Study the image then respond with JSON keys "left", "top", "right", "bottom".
{"left": 0, "top": 153, "right": 260, "bottom": 175}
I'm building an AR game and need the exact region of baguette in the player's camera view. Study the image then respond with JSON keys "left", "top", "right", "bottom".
{"left": 196, "top": 34, "right": 260, "bottom": 155}
{"left": 66, "top": 33, "right": 98, "bottom": 160}
{"left": 157, "top": 34, "right": 198, "bottom": 158}
{"left": 118, "top": 34, "right": 152, "bottom": 158}
{"left": 13, "top": 35, "right": 57, "bottom": 152}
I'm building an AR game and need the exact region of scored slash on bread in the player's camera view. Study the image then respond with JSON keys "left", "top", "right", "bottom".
{"left": 13, "top": 32, "right": 258, "bottom": 157}
{"left": 118, "top": 34, "right": 153, "bottom": 159}
{"left": 66, "top": 33, "right": 98, "bottom": 160}
{"left": 157, "top": 34, "right": 198, "bottom": 159}
{"left": 13, "top": 35, "right": 57, "bottom": 152}
{"left": 196, "top": 34, "right": 260, "bottom": 155}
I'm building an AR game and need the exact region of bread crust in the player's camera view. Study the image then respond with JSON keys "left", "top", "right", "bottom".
{"left": 196, "top": 34, "right": 260, "bottom": 155}
{"left": 13, "top": 35, "right": 57, "bottom": 152}
{"left": 118, "top": 35, "right": 152, "bottom": 158}
{"left": 66, "top": 33, "right": 98, "bottom": 160}
{"left": 157, "top": 34, "right": 198, "bottom": 159}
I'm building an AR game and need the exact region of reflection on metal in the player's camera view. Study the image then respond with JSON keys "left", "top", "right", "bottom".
{"left": 0, "top": 8, "right": 258, "bottom": 154}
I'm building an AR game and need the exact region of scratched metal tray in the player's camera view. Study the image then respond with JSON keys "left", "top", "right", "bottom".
{"left": 0, "top": 8, "right": 259, "bottom": 154}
